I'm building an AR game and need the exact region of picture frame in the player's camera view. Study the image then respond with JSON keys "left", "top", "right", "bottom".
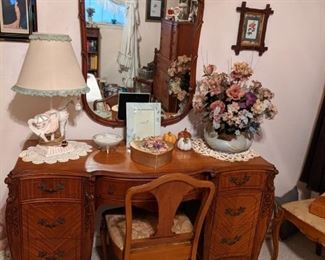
{"left": 126, "top": 103, "right": 161, "bottom": 147}
{"left": 0, "top": 0, "right": 37, "bottom": 41}
{"left": 146, "top": 0, "right": 164, "bottom": 22}
{"left": 231, "top": 1, "right": 273, "bottom": 56}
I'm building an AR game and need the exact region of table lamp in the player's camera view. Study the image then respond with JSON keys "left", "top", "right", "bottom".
{"left": 12, "top": 33, "right": 90, "bottom": 158}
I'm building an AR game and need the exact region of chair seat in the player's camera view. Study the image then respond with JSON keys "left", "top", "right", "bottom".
{"left": 106, "top": 213, "right": 193, "bottom": 250}
{"left": 282, "top": 199, "right": 325, "bottom": 234}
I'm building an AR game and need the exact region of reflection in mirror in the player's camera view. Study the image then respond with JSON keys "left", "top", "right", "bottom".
{"left": 79, "top": 0, "right": 204, "bottom": 127}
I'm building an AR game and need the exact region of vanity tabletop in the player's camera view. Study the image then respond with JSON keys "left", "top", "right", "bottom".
{"left": 11, "top": 140, "right": 276, "bottom": 179}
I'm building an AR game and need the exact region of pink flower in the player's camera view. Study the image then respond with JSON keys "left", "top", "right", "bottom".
{"left": 210, "top": 100, "right": 225, "bottom": 113}
{"left": 226, "top": 84, "right": 245, "bottom": 100}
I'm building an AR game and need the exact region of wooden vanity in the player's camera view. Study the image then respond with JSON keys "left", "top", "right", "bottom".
{"left": 5, "top": 140, "right": 277, "bottom": 259}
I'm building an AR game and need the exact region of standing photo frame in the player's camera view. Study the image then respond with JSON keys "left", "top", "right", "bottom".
{"left": 126, "top": 103, "right": 161, "bottom": 147}
{"left": 0, "top": 0, "right": 37, "bottom": 41}
{"left": 146, "top": 0, "right": 164, "bottom": 22}
{"left": 231, "top": 1, "right": 273, "bottom": 56}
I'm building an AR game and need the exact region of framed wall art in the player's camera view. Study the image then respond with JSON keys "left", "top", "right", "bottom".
{"left": 0, "top": 0, "right": 37, "bottom": 41}
{"left": 231, "top": 1, "right": 273, "bottom": 56}
{"left": 146, "top": 0, "right": 164, "bottom": 22}
{"left": 126, "top": 102, "right": 161, "bottom": 147}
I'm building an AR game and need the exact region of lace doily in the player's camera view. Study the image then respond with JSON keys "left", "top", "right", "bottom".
{"left": 19, "top": 141, "right": 93, "bottom": 164}
{"left": 192, "top": 138, "right": 259, "bottom": 162}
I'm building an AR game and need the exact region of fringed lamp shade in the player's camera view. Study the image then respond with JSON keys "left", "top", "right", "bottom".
{"left": 12, "top": 33, "right": 89, "bottom": 96}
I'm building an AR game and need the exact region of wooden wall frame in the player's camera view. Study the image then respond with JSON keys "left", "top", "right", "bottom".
{"left": 146, "top": 0, "right": 165, "bottom": 22}
{"left": 231, "top": 2, "right": 273, "bottom": 56}
{"left": 0, "top": 0, "right": 37, "bottom": 42}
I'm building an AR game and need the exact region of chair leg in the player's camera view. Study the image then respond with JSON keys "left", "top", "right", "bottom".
{"left": 316, "top": 243, "right": 323, "bottom": 256}
{"left": 271, "top": 205, "right": 285, "bottom": 260}
{"left": 100, "top": 216, "right": 109, "bottom": 260}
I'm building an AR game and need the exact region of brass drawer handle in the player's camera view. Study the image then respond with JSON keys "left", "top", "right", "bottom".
{"left": 220, "top": 235, "right": 241, "bottom": 245}
{"left": 37, "top": 217, "right": 65, "bottom": 229}
{"left": 38, "top": 250, "right": 64, "bottom": 260}
{"left": 229, "top": 175, "right": 250, "bottom": 186}
{"left": 225, "top": 207, "right": 246, "bottom": 216}
{"left": 38, "top": 182, "right": 65, "bottom": 193}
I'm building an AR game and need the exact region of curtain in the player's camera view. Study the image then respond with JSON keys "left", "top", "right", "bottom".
{"left": 300, "top": 92, "right": 325, "bottom": 193}
{"left": 116, "top": 0, "right": 140, "bottom": 88}
{"left": 97, "top": 0, "right": 125, "bottom": 7}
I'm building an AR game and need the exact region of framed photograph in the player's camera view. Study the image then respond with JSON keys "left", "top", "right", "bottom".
{"left": 231, "top": 2, "right": 273, "bottom": 56}
{"left": 126, "top": 103, "right": 161, "bottom": 147}
{"left": 146, "top": 0, "right": 164, "bottom": 22}
{"left": 0, "top": 0, "right": 37, "bottom": 41}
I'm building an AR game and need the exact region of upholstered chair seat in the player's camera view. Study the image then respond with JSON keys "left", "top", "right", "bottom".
{"left": 106, "top": 213, "right": 193, "bottom": 250}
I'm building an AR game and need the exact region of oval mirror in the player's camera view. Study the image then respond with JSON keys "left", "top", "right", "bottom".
{"left": 79, "top": 0, "right": 204, "bottom": 127}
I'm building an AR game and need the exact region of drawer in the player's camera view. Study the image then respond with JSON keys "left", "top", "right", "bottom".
{"left": 22, "top": 203, "right": 81, "bottom": 239}
{"left": 208, "top": 192, "right": 262, "bottom": 258}
{"left": 25, "top": 238, "right": 80, "bottom": 260}
{"left": 96, "top": 177, "right": 153, "bottom": 202}
{"left": 20, "top": 177, "right": 82, "bottom": 201}
{"left": 218, "top": 171, "right": 266, "bottom": 191}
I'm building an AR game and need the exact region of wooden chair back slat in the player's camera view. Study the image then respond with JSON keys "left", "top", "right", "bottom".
{"left": 123, "top": 173, "right": 215, "bottom": 260}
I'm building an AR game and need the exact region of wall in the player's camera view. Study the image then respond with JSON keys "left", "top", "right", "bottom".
{"left": 0, "top": 0, "right": 324, "bottom": 255}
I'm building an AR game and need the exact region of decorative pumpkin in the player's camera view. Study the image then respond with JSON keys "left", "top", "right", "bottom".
{"left": 177, "top": 137, "right": 192, "bottom": 151}
{"left": 163, "top": 132, "right": 177, "bottom": 144}
{"left": 178, "top": 128, "right": 192, "bottom": 139}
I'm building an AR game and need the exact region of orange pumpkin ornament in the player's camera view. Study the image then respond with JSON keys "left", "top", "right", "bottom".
{"left": 163, "top": 132, "right": 177, "bottom": 144}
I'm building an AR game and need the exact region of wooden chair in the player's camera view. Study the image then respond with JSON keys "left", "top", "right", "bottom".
{"left": 100, "top": 173, "right": 215, "bottom": 260}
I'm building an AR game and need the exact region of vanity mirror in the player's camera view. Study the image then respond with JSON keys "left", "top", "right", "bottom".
{"left": 79, "top": 0, "right": 204, "bottom": 127}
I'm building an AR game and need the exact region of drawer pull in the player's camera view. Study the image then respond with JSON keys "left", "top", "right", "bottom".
{"left": 38, "top": 182, "right": 65, "bottom": 193}
{"left": 220, "top": 235, "right": 241, "bottom": 245}
{"left": 225, "top": 207, "right": 246, "bottom": 216}
{"left": 38, "top": 250, "right": 64, "bottom": 260}
{"left": 37, "top": 217, "right": 65, "bottom": 229}
{"left": 229, "top": 175, "right": 250, "bottom": 186}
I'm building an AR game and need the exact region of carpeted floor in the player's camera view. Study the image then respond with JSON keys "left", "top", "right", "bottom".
{"left": 91, "top": 232, "right": 324, "bottom": 260}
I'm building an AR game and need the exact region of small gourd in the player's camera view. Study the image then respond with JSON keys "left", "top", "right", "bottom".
{"left": 177, "top": 137, "right": 192, "bottom": 151}
{"left": 163, "top": 132, "right": 177, "bottom": 144}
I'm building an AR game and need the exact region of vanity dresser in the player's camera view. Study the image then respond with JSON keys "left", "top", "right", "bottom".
{"left": 5, "top": 140, "right": 277, "bottom": 259}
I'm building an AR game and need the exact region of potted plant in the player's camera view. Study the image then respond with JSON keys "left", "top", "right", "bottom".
{"left": 192, "top": 62, "right": 277, "bottom": 153}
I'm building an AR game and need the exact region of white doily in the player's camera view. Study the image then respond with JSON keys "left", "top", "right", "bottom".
{"left": 192, "top": 138, "right": 259, "bottom": 162}
{"left": 19, "top": 141, "right": 93, "bottom": 164}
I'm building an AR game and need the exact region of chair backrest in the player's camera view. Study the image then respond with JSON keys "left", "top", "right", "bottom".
{"left": 124, "top": 173, "right": 215, "bottom": 260}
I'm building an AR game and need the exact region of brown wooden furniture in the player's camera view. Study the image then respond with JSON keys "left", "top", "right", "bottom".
{"left": 153, "top": 19, "right": 196, "bottom": 113}
{"left": 5, "top": 140, "right": 277, "bottom": 259}
{"left": 272, "top": 199, "right": 325, "bottom": 260}
{"left": 101, "top": 173, "right": 215, "bottom": 260}
{"left": 86, "top": 27, "right": 100, "bottom": 77}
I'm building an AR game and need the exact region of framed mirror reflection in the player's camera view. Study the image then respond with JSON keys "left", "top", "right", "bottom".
{"left": 79, "top": 0, "right": 204, "bottom": 127}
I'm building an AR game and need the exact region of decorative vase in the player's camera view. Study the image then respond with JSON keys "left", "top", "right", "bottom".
{"left": 203, "top": 127, "right": 252, "bottom": 153}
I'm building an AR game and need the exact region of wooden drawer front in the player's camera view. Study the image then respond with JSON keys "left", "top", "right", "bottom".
{"left": 218, "top": 171, "right": 266, "bottom": 191}
{"left": 25, "top": 238, "right": 80, "bottom": 260}
{"left": 21, "top": 177, "right": 82, "bottom": 200}
{"left": 209, "top": 192, "right": 262, "bottom": 258}
{"left": 96, "top": 177, "right": 151, "bottom": 202}
{"left": 23, "top": 203, "right": 81, "bottom": 239}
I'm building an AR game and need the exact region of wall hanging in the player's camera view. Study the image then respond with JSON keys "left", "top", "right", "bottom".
{"left": 231, "top": 1, "right": 273, "bottom": 56}
{"left": 0, "top": 0, "right": 37, "bottom": 41}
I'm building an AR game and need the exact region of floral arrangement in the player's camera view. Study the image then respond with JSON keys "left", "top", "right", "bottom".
{"left": 140, "top": 136, "right": 169, "bottom": 154}
{"left": 192, "top": 62, "right": 277, "bottom": 140}
{"left": 167, "top": 55, "right": 191, "bottom": 102}
{"left": 86, "top": 7, "right": 95, "bottom": 18}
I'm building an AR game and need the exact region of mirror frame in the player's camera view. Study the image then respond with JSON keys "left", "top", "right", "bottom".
{"left": 79, "top": 0, "right": 204, "bottom": 127}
